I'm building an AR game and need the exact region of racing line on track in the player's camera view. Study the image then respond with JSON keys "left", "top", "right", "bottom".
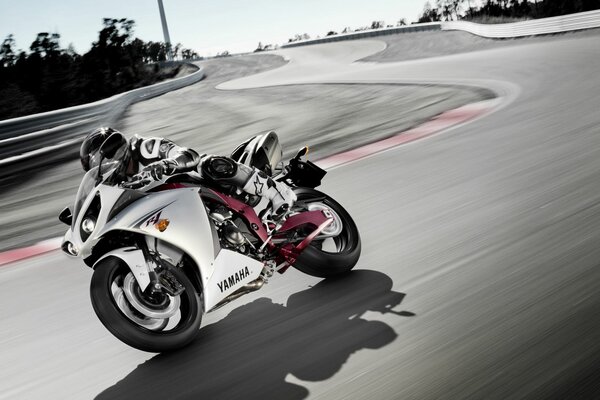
{"left": 0, "top": 98, "right": 499, "bottom": 267}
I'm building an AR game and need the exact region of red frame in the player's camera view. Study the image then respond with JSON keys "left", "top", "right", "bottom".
{"left": 201, "top": 188, "right": 330, "bottom": 269}
{"left": 202, "top": 189, "right": 270, "bottom": 242}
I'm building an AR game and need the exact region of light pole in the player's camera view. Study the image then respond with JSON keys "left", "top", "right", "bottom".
{"left": 157, "top": 0, "right": 173, "bottom": 61}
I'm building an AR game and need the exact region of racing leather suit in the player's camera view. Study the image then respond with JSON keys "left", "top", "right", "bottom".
{"left": 130, "top": 136, "right": 296, "bottom": 219}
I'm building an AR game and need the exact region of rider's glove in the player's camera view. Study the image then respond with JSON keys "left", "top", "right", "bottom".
{"left": 121, "top": 160, "right": 178, "bottom": 189}
{"left": 121, "top": 174, "right": 152, "bottom": 189}
{"left": 142, "top": 159, "right": 178, "bottom": 180}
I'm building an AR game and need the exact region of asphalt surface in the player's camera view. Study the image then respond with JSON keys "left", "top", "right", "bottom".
{"left": 0, "top": 53, "right": 486, "bottom": 251}
{"left": 1, "top": 29, "right": 600, "bottom": 399}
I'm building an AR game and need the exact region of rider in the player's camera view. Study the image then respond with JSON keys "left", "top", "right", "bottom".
{"left": 80, "top": 127, "right": 296, "bottom": 220}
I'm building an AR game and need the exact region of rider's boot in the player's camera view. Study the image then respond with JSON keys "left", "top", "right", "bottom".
{"left": 199, "top": 155, "right": 296, "bottom": 225}
{"left": 242, "top": 170, "right": 296, "bottom": 222}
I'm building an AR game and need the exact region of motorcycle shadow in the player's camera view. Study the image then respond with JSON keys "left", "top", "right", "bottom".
{"left": 96, "top": 269, "right": 415, "bottom": 400}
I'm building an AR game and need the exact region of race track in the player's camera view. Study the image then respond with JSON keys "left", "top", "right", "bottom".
{"left": 1, "top": 30, "right": 600, "bottom": 399}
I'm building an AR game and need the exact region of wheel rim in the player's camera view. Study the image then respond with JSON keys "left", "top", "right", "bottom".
{"left": 122, "top": 273, "right": 181, "bottom": 319}
{"left": 299, "top": 198, "right": 355, "bottom": 254}
{"left": 307, "top": 202, "right": 344, "bottom": 238}
{"left": 109, "top": 270, "right": 184, "bottom": 332}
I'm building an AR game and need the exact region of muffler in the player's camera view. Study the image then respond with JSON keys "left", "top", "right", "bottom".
{"left": 211, "top": 277, "right": 265, "bottom": 311}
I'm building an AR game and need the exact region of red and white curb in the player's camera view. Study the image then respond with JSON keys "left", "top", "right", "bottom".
{"left": 0, "top": 237, "right": 63, "bottom": 267}
{"left": 316, "top": 98, "right": 499, "bottom": 170}
{"left": 0, "top": 98, "right": 498, "bottom": 268}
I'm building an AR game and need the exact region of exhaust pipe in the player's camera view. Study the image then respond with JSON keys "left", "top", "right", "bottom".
{"left": 211, "top": 277, "right": 265, "bottom": 311}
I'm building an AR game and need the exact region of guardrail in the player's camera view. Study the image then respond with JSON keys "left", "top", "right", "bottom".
{"left": 280, "top": 10, "right": 600, "bottom": 49}
{"left": 0, "top": 64, "right": 204, "bottom": 182}
{"left": 442, "top": 9, "right": 600, "bottom": 38}
{"left": 281, "top": 23, "right": 441, "bottom": 48}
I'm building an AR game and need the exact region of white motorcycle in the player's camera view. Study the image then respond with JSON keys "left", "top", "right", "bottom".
{"left": 60, "top": 132, "right": 361, "bottom": 352}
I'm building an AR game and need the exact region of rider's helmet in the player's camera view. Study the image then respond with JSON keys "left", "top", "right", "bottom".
{"left": 80, "top": 127, "right": 129, "bottom": 171}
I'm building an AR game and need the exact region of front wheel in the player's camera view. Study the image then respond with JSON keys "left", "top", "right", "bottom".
{"left": 292, "top": 188, "right": 361, "bottom": 278}
{"left": 90, "top": 256, "right": 202, "bottom": 352}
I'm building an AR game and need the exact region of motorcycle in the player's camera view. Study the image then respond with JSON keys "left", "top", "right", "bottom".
{"left": 59, "top": 132, "right": 361, "bottom": 352}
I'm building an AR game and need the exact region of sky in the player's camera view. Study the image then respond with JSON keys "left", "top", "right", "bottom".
{"left": 0, "top": 0, "right": 428, "bottom": 57}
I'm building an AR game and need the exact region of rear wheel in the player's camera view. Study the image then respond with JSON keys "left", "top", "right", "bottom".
{"left": 292, "top": 188, "right": 361, "bottom": 278}
{"left": 90, "top": 256, "right": 202, "bottom": 352}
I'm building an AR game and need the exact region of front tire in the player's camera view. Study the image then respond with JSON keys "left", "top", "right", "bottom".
{"left": 90, "top": 257, "right": 202, "bottom": 352}
{"left": 292, "top": 188, "right": 361, "bottom": 278}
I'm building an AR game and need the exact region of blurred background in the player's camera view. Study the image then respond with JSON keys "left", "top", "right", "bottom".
{"left": 1, "top": 1, "right": 600, "bottom": 399}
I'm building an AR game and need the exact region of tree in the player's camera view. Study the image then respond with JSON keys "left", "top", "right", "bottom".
{"left": 464, "top": 0, "right": 474, "bottom": 17}
{"left": 0, "top": 17, "right": 200, "bottom": 120}
{"left": 181, "top": 48, "right": 198, "bottom": 59}
{"left": 173, "top": 43, "right": 182, "bottom": 60}
{"left": 95, "top": 18, "right": 135, "bottom": 48}
{"left": 450, "top": 0, "right": 464, "bottom": 20}
{"left": 418, "top": 1, "right": 441, "bottom": 22}
{"left": 145, "top": 41, "right": 169, "bottom": 62}
{"left": 129, "top": 38, "right": 149, "bottom": 63}
{"left": 435, "top": 0, "right": 600, "bottom": 21}
{"left": 29, "top": 33, "right": 61, "bottom": 57}
{"left": 0, "top": 34, "right": 16, "bottom": 67}
{"left": 436, "top": 0, "right": 450, "bottom": 20}
{"left": 370, "top": 20, "right": 385, "bottom": 29}
{"left": 65, "top": 43, "right": 79, "bottom": 57}
{"left": 288, "top": 33, "right": 310, "bottom": 42}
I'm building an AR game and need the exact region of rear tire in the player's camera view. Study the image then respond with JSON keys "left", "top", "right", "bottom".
{"left": 90, "top": 256, "right": 202, "bottom": 352}
{"left": 292, "top": 188, "right": 361, "bottom": 278}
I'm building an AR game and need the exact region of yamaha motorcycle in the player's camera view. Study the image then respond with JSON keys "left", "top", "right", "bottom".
{"left": 59, "top": 132, "right": 361, "bottom": 352}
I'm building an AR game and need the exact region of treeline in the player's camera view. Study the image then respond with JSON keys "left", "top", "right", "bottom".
{"left": 287, "top": 19, "right": 410, "bottom": 44}
{"left": 283, "top": 0, "right": 600, "bottom": 44}
{"left": 0, "top": 18, "right": 200, "bottom": 120}
{"left": 418, "top": 0, "right": 600, "bottom": 23}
